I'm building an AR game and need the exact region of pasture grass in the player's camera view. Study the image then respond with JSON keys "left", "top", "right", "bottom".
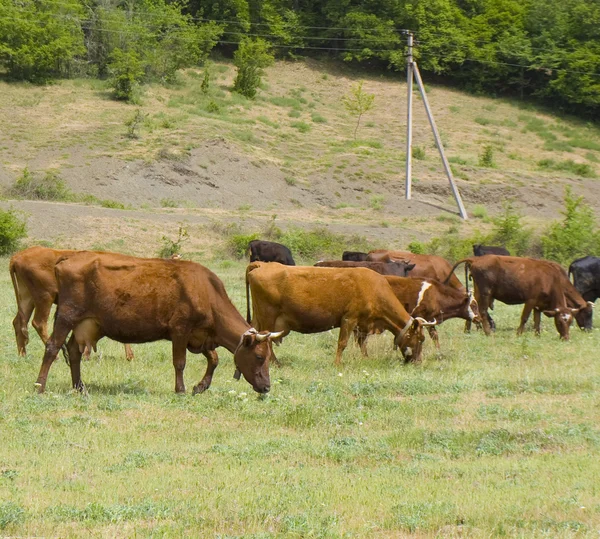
{"left": 0, "top": 258, "right": 599, "bottom": 537}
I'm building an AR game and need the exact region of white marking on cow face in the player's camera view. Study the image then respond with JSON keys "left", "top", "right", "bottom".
{"left": 413, "top": 282, "right": 432, "bottom": 313}
{"left": 560, "top": 313, "right": 572, "bottom": 323}
{"left": 467, "top": 293, "right": 477, "bottom": 320}
{"left": 404, "top": 347, "right": 413, "bottom": 357}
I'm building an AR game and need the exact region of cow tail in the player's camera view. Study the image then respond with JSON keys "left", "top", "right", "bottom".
{"left": 9, "top": 259, "right": 21, "bottom": 310}
{"left": 245, "top": 265, "right": 253, "bottom": 324}
{"left": 444, "top": 258, "right": 473, "bottom": 291}
{"left": 568, "top": 264, "right": 574, "bottom": 284}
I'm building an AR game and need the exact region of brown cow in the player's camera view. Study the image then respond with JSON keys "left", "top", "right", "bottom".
{"left": 10, "top": 246, "right": 133, "bottom": 361}
{"left": 314, "top": 260, "right": 415, "bottom": 277}
{"left": 245, "top": 262, "right": 435, "bottom": 364}
{"left": 382, "top": 276, "right": 481, "bottom": 348}
{"left": 447, "top": 255, "right": 584, "bottom": 340}
{"left": 34, "top": 252, "right": 282, "bottom": 394}
{"left": 367, "top": 250, "right": 464, "bottom": 290}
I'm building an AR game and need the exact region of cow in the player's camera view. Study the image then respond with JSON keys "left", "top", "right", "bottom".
{"left": 446, "top": 255, "right": 585, "bottom": 340}
{"left": 473, "top": 244, "right": 510, "bottom": 257}
{"left": 34, "top": 252, "right": 283, "bottom": 395}
{"left": 314, "top": 260, "right": 415, "bottom": 277}
{"left": 367, "top": 250, "right": 465, "bottom": 290}
{"left": 10, "top": 246, "right": 134, "bottom": 361}
{"left": 380, "top": 276, "right": 481, "bottom": 348}
{"left": 245, "top": 262, "right": 436, "bottom": 364}
{"left": 569, "top": 256, "right": 600, "bottom": 327}
{"left": 342, "top": 251, "right": 369, "bottom": 262}
{"left": 248, "top": 240, "right": 295, "bottom": 265}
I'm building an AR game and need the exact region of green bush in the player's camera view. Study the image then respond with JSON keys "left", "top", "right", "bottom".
{"left": 0, "top": 208, "right": 27, "bottom": 255}
{"left": 408, "top": 241, "right": 425, "bottom": 254}
{"left": 108, "top": 49, "right": 144, "bottom": 103}
{"left": 479, "top": 145, "right": 495, "bottom": 168}
{"left": 157, "top": 225, "right": 188, "bottom": 258}
{"left": 228, "top": 233, "right": 260, "bottom": 259}
{"left": 9, "top": 168, "right": 74, "bottom": 201}
{"left": 233, "top": 38, "right": 274, "bottom": 99}
{"left": 486, "top": 202, "right": 532, "bottom": 256}
{"left": 541, "top": 187, "right": 600, "bottom": 265}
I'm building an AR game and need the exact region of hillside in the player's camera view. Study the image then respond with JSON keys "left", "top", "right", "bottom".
{"left": 1, "top": 59, "right": 600, "bottom": 256}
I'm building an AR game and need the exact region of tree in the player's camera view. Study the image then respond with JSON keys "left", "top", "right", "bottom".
{"left": 233, "top": 38, "right": 274, "bottom": 99}
{"left": 342, "top": 81, "right": 375, "bottom": 139}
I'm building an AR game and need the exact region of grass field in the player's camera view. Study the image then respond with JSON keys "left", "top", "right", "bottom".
{"left": 1, "top": 257, "right": 599, "bottom": 537}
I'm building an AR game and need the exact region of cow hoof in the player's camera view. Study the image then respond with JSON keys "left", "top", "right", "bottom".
{"left": 192, "top": 383, "right": 209, "bottom": 395}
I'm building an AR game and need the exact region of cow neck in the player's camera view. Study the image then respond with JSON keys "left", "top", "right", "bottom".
{"left": 215, "top": 308, "right": 252, "bottom": 354}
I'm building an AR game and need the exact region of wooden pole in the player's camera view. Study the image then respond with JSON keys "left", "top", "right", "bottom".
{"left": 412, "top": 62, "right": 468, "bottom": 220}
{"left": 405, "top": 32, "right": 414, "bottom": 200}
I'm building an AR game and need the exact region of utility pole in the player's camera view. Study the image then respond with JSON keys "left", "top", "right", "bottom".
{"left": 405, "top": 32, "right": 413, "bottom": 200}
{"left": 403, "top": 32, "right": 468, "bottom": 220}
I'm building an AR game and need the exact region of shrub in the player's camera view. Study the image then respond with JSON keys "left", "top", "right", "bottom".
{"left": 157, "top": 225, "right": 188, "bottom": 258}
{"left": 125, "top": 109, "right": 148, "bottom": 139}
{"left": 9, "top": 168, "right": 74, "bottom": 201}
{"left": 479, "top": 145, "right": 495, "bottom": 168}
{"left": 233, "top": 38, "right": 274, "bottom": 99}
{"left": 541, "top": 187, "right": 600, "bottom": 265}
{"left": 108, "top": 49, "right": 144, "bottom": 103}
{"left": 487, "top": 202, "right": 532, "bottom": 256}
{"left": 228, "top": 233, "right": 260, "bottom": 258}
{"left": 408, "top": 241, "right": 425, "bottom": 254}
{"left": 200, "top": 65, "right": 211, "bottom": 94}
{"left": 0, "top": 208, "right": 27, "bottom": 255}
{"left": 412, "top": 146, "right": 426, "bottom": 160}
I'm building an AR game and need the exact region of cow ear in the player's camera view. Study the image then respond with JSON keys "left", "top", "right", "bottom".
{"left": 407, "top": 264, "right": 416, "bottom": 271}
{"left": 542, "top": 309, "right": 559, "bottom": 318}
{"left": 242, "top": 334, "right": 255, "bottom": 347}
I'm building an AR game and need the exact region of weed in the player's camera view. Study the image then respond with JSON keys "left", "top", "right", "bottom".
{"left": 160, "top": 198, "right": 178, "bottom": 208}
{"left": 537, "top": 159, "right": 595, "bottom": 178}
{"left": 9, "top": 168, "right": 74, "bottom": 201}
{"left": 0, "top": 502, "right": 25, "bottom": 530}
{"left": 290, "top": 121, "right": 311, "bottom": 133}
{"left": 284, "top": 176, "right": 297, "bottom": 186}
{"left": 412, "top": 146, "right": 426, "bottom": 160}
{"left": 157, "top": 224, "right": 188, "bottom": 258}
{"left": 478, "top": 145, "right": 495, "bottom": 168}
{"left": 472, "top": 205, "right": 488, "bottom": 220}
{"left": 125, "top": 109, "right": 148, "bottom": 139}
{"left": 0, "top": 207, "right": 26, "bottom": 255}
{"left": 288, "top": 109, "right": 301, "bottom": 118}
{"left": 369, "top": 195, "right": 385, "bottom": 211}
{"left": 311, "top": 112, "right": 327, "bottom": 123}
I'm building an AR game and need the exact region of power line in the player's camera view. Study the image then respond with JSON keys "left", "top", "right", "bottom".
{"left": 1, "top": 13, "right": 599, "bottom": 79}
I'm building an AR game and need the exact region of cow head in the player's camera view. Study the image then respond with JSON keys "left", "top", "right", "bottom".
{"left": 233, "top": 329, "right": 284, "bottom": 393}
{"left": 394, "top": 317, "right": 436, "bottom": 363}
{"left": 389, "top": 258, "right": 416, "bottom": 276}
{"left": 542, "top": 307, "right": 578, "bottom": 340}
{"left": 574, "top": 301, "right": 594, "bottom": 331}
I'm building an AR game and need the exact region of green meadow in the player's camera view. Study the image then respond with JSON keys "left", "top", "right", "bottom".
{"left": 1, "top": 257, "right": 599, "bottom": 538}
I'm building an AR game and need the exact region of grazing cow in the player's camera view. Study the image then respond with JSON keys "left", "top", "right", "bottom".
{"left": 446, "top": 255, "right": 584, "bottom": 340}
{"left": 10, "top": 246, "right": 133, "bottom": 361}
{"left": 382, "top": 276, "right": 481, "bottom": 348}
{"left": 569, "top": 256, "right": 600, "bottom": 326}
{"left": 314, "top": 260, "right": 415, "bottom": 277}
{"left": 248, "top": 240, "right": 295, "bottom": 265}
{"left": 367, "top": 250, "right": 464, "bottom": 290}
{"left": 473, "top": 244, "right": 510, "bottom": 257}
{"left": 34, "top": 252, "right": 282, "bottom": 394}
{"left": 342, "top": 251, "right": 369, "bottom": 262}
{"left": 246, "top": 262, "right": 435, "bottom": 364}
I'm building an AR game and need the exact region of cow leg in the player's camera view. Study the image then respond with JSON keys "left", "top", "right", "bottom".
{"left": 517, "top": 301, "right": 535, "bottom": 335}
{"left": 356, "top": 330, "right": 369, "bottom": 357}
{"left": 192, "top": 350, "right": 219, "bottom": 395}
{"left": 478, "top": 296, "right": 493, "bottom": 336}
{"left": 172, "top": 338, "right": 187, "bottom": 393}
{"left": 533, "top": 309, "right": 542, "bottom": 335}
{"left": 124, "top": 344, "right": 134, "bottom": 361}
{"left": 464, "top": 319, "right": 472, "bottom": 333}
{"left": 31, "top": 299, "right": 53, "bottom": 344}
{"left": 66, "top": 334, "right": 85, "bottom": 392}
{"left": 335, "top": 318, "right": 355, "bottom": 365}
{"left": 35, "top": 318, "right": 72, "bottom": 393}
{"left": 428, "top": 326, "right": 441, "bottom": 349}
{"left": 13, "top": 297, "right": 34, "bottom": 356}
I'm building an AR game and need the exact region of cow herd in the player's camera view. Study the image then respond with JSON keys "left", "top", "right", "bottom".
{"left": 7, "top": 242, "right": 599, "bottom": 396}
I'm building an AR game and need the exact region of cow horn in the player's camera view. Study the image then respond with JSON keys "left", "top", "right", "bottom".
{"left": 268, "top": 330, "right": 285, "bottom": 339}
{"left": 255, "top": 332, "right": 268, "bottom": 342}
{"left": 587, "top": 301, "right": 595, "bottom": 308}
{"left": 570, "top": 308, "right": 581, "bottom": 314}
{"left": 415, "top": 317, "right": 437, "bottom": 327}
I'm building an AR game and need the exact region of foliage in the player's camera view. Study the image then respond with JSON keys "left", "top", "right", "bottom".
{"left": 478, "top": 145, "right": 495, "bottom": 168}
{"left": 158, "top": 225, "right": 189, "bottom": 258}
{"left": 108, "top": 49, "right": 144, "bottom": 103}
{"left": 541, "top": 187, "right": 600, "bottom": 265}
{"left": 486, "top": 202, "right": 533, "bottom": 256}
{"left": 0, "top": 208, "right": 27, "bottom": 255}
{"left": 233, "top": 38, "right": 274, "bottom": 99}
{"left": 125, "top": 109, "right": 148, "bottom": 139}
{"left": 342, "top": 81, "right": 375, "bottom": 139}
{"left": 8, "top": 168, "right": 74, "bottom": 201}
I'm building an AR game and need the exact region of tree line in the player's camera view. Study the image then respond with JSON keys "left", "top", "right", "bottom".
{"left": 0, "top": 0, "right": 599, "bottom": 117}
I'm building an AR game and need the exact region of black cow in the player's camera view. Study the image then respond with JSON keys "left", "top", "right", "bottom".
{"left": 314, "top": 260, "right": 415, "bottom": 277}
{"left": 342, "top": 251, "right": 369, "bottom": 262}
{"left": 473, "top": 244, "right": 510, "bottom": 257}
{"left": 248, "top": 240, "right": 295, "bottom": 266}
{"left": 569, "top": 256, "right": 600, "bottom": 305}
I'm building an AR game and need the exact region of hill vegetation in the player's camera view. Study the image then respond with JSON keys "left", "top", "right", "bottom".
{"left": 1, "top": 0, "right": 599, "bottom": 117}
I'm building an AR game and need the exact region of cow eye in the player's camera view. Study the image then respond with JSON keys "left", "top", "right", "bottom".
{"left": 256, "top": 354, "right": 265, "bottom": 362}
